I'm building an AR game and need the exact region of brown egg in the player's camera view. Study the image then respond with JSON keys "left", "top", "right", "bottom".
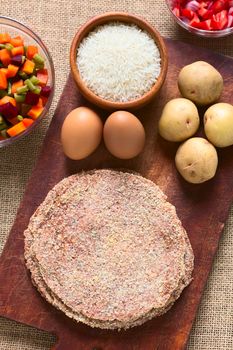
{"left": 103, "top": 111, "right": 145, "bottom": 159}
{"left": 61, "top": 107, "right": 103, "bottom": 160}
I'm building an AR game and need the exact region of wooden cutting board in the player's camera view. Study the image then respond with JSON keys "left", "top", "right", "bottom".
{"left": 0, "top": 38, "right": 233, "bottom": 350}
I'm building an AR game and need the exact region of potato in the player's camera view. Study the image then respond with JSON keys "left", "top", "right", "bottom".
{"left": 178, "top": 61, "right": 223, "bottom": 106}
{"left": 175, "top": 137, "right": 218, "bottom": 184}
{"left": 158, "top": 98, "right": 199, "bottom": 142}
{"left": 204, "top": 103, "right": 233, "bottom": 147}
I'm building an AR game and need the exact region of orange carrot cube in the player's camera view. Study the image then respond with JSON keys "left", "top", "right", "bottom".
{"left": 0, "top": 70, "right": 7, "bottom": 89}
{"left": 7, "top": 64, "right": 19, "bottom": 78}
{"left": 0, "top": 49, "right": 11, "bottom": 66}
{"left": 0, "top": 96, "right": 17, "bottom": 107}
{"left": 21, "top": 59, "right": 35, "bottom": 74}
{"left": 27, "top": 105, "right": 44, "bottom": 120}
{"left": 27, "top": 45, "right": 38, "bottom": 60}
{"left": 7, "top": 122, "right": 26, "bottom": 137}
{"left": 11, "top": 46, "right": 24, "bottom": 56}
{"left": 0, "top": 33, "right": 11, "bottom": 44}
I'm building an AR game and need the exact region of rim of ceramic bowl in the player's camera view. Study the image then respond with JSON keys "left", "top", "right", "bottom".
{"left": 0, "top": 16, "right": 55, "bottom": 148}
{"left": 70, "top": 12, "right": 168, "bottom": 110}
{"left": 165, "top": 0, "right": 233, "bottom": 38}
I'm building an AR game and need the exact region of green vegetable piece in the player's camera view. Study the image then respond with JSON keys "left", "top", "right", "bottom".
{"left": 1, "top": 129, "right": 8, "bottom": 138}
{"left": 7, "top": 81, "right": 12, "bottom": 95}
{"left": 5, "top": 43, "right": 14, "bottom": 51}
{"left": 0, "top": 90, "right": 7, "bottom": 98}
{"left": 33, "top": 53, "right": 44, "bottom": 64}
{"left": 17, "top": 115, "right": 24, "bottom": 121}
{"left": 30, "top": 75, "right": 40, "bottom": 85}
{"left": 17, "top": 85, "right": 29, "bottom": 94}
{"left": 33, "top": 86, "right": 41, "bottom": 95}
{"left": 14, "top": 93, "right": 26, "bottom": 103}
{"left": 18, "top": 71, "right": 28, "bottom": 80}
{"left": 0, "top": 115, "right": 4, "bottom": 124}
{"left": 25, "top": 79, "right": 36, "bottom": 91}
{"left": 24, "top": 46, "right": 27, "bottom": 55}
{"left": 0, "top": 44, "right": 6, "bottom": 49}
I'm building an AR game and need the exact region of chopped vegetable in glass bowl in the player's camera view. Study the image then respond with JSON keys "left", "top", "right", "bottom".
{"left": 166, "top": 0, "right": 233, "bottom": 37}
{"left": 0, "top": 16, "right": 54, "bottom": 147}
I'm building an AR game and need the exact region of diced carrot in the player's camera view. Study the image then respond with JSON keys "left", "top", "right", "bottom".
{"left": 7, "top": 64, "right": 19, "bottom": 78}
{"left": 11, "top": 80, "right": 23, "bottom": 94}
{"left": 11, "top": 46, "right": 24, "bottom": 56}
{"left": 27, "top": 105, "right": 44, "bottom": 120}
{"left": 26, "top": 45, "right": 38, "bottom": 60}
{"left": 7, "top": 121, "right": 26, "bottom": 137}
{"left": 0, "top": 96, "right": 17, "bottom": 107}
{"left": 0, "top": 33, "right": 11, "bottom": 44}
{"left": 0, "top": 68, "right": 8, "bottom": 75}
{"left": 22, "top": 118, "right": 34, "bottom": 127}
{"left": 36, "top": 69, "right": 48, "bottom": 86}
{"left": 0, "top": 70, "right": 7, "bottom": 89}
{"left": 37, "top": 98, "right": 43, "bottom": 107}
{"left": 10, "top": 36, "right": 24, "bottom": 47}
{"left": 21, "top": 59, "right": 35, "bottom": 74}
{"left": 0, "top": 49, "right": 11, "bottom": 66}
{"left": 40, "top": 96, "right": 48, "bottom": 106}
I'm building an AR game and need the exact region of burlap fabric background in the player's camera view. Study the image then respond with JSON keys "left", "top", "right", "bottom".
{"left": 0, "top": 1, "right": 232, "bottom": 349}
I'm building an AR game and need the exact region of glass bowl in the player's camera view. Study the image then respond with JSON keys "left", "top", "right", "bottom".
{"left": 166, "top": 0, "right": 233, "bottom": 38}
{"left": 0, "top": 16, "right": 55, "bottom": 148}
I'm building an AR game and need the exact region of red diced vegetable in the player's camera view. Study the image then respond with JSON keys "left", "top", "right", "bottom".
{"left": 25, "top": 91, "right": 40, "bottom": 105}
{"left": 211, "top": 0, "right": 227, "bottom": 13}
{"left": 40, "top": 86, "right": 51, "bottom": 97}
{"left": 211, "top": 10, "right": 228, "bottom": 29}
{"left": 0, "top": 102, "right": 18, "bottom": 120}
{"left": 182, "top": 8, "right": 195, "bottom": 19}
{"left": 36, "top": 69, "right": 48, "bottom": 86}
{"left": 11, "top": 55, "right": 24, "bottom": 66}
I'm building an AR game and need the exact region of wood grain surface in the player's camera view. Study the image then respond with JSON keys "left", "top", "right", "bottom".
{"left": 0, "top": 38, "right": 233, "bottom": 350}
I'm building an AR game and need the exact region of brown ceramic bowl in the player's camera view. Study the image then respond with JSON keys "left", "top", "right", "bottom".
{"left": 70, "top": 12, "right": 168, "bottom": 110}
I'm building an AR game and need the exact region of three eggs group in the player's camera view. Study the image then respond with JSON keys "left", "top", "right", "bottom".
{"left": 61, "top": 107, "right": 145, "bottom": 160}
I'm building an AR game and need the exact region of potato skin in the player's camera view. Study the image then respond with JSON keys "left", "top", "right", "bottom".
{"left": 204, "top": 103, "right": 233, "bottom": 148}
{"left": 158, "top": 98, "right": 199, "bottom": 142}
{"left": 178, "top": 61, "right": 223, "bottom": 106}
{"left": 175, "top": 137, "right": 218, "bottom": 184}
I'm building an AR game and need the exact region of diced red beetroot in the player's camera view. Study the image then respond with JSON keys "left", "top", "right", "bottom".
{"left": 40, "top": 86, "right": 51, "bottom": 98}
{"left": 10, "top": 55, "right": 23, "bottom": 67}
{"left": 0, "top": 102, "right": 18, "bottom": 120}
{"left": 25, "top": 91, "right": 39, "bottom": 105}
